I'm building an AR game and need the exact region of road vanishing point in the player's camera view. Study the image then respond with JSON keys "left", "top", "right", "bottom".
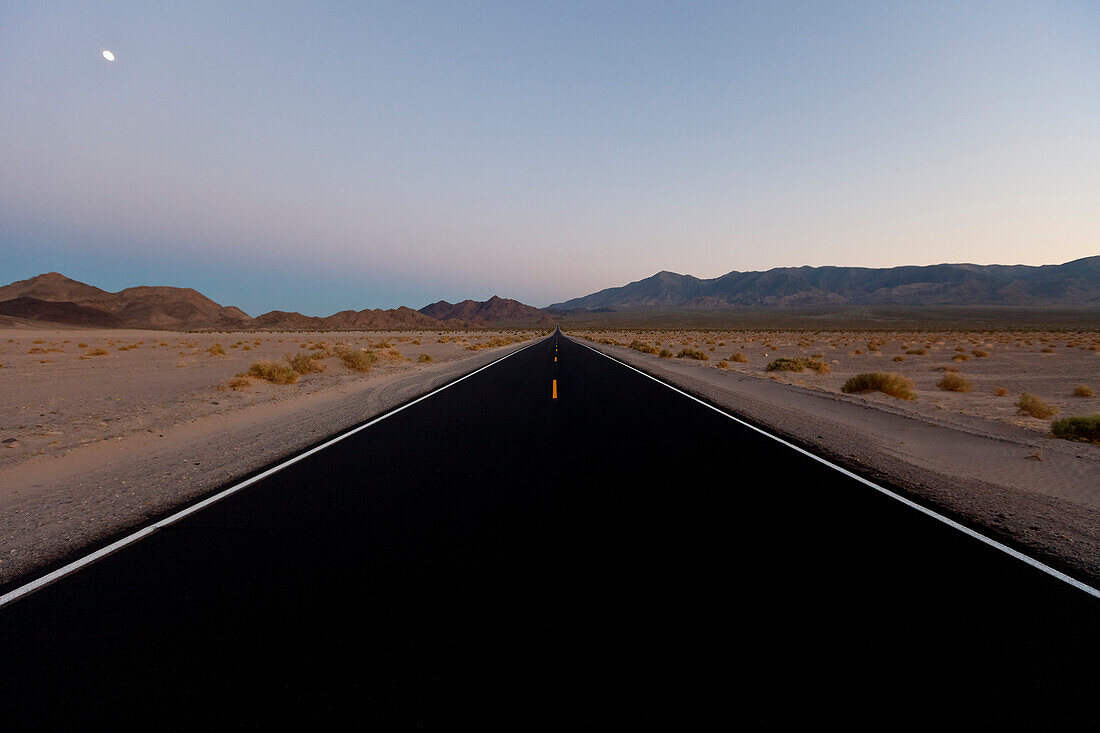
{"left": 1, "top": 330, "right": 1097, "bottom": 728}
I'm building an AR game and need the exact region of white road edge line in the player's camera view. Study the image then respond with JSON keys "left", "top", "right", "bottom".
{"left": 574, "top": 337, "right": 1100, "bottom": 600}
{"left": 0, "top": 337, "right": 544, "bottom": 609}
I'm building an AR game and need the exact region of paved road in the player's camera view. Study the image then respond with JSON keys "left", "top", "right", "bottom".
{"left": 1, "top": 331, "right": 1097, "bottom": 728}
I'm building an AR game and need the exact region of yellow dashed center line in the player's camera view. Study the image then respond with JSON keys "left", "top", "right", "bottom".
{"left": 552, "top": 379, "right": 558, "bottom": 399}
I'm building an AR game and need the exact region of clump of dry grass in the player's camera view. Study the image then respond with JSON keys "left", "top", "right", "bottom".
{"left": 841, "top": 372, "right": 917, "bottom": 400}
{"left": 729, "top": 352, "right": 748, "bottom": 363}
{"left": 937, "top": 373, "right": 972, "bottom": 392}
{"left": 418, "top": 353, "right": 432, "bottom": 363}
{"left": 676, "top": 348, "right": 709, "bottom": 360}
{"left": 247, "top": 360, "right": 299, "bottom": 384}
{"left": 1016, "top": 392, "right": 1058, "bottom": 419}
{"left": 85, "top": 348, "right": 110, "bottom": 356}
{"left": 766, "top": 357, "right": 830, "bottom": 374}
{"left": 207, "top": 343, "right": 226, "bottom": 356}
{"left": 1051, "top": 415, "right": 1100, "bottom": 444}
{"left": 659, "top": 348, "right": 673, "bottom": 358}
{"left": 629, "top": 340, "right": 659, "bottom": 354}
{"left": 994, "top": 386, "right": 1009, "bottom": 396}
{"left": 1071, "top": 385, "right": 1095, "bottom": 397}
{"left": 336, "top": 345, "right": 377, "bottom": 372}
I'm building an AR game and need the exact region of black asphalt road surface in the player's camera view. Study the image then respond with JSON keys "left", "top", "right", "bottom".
{"left": 1, "top": 331, "right": 1097, "bottom": 729}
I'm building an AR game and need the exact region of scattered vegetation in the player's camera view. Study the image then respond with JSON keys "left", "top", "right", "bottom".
{"left": 85, "top": 348, "right": 110, "bottom": 356}
{"left": 1016, "top": 392, "right": 1058, "bottom": 419}
{"left": 937, "top": 373, "right": 972, "bottom": 392}
{"left": 418, "top": 353, "right": 432, "bottom": 363}
{"left": 658, "top": 348, "right": 673, "bottom": 358}
{"left": 629, "top": 340, "right": 660, "bottom": 354}
{"left": 676, "top": 348, "right": 709, "bottom": 360}
{"left": 1071, "top": 385, "right": 1095, "bottom": 398}
{"left": 841, "top": 372, "right": 917, "bottom": 400}
{"left": 1051, "top": 415, "right": 1100, "bottom": 444}
{"left": 206, "top": 343, "right": 226, "bottom": 356}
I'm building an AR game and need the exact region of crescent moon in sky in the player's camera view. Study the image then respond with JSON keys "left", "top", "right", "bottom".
{"left": 102, "top": 50, "right": 116, "bottom": 62}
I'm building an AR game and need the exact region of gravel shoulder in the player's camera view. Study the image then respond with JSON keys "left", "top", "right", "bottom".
{"left": 576, "top": 337, "right": 1100, "bottom": 590}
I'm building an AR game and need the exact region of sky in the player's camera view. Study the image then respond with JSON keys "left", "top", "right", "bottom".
{"left": 1, "top": 1, "right": 1097, "bottom": 315}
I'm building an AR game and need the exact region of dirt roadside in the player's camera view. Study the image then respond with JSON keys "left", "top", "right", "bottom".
{"left": 575, "top": 336, "right": 1100, "bottom": 590}
{"left": 0, "top": 338, "right": 537, "bottom": 590}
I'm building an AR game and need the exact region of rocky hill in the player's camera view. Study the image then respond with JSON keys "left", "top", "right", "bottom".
{"left": 0, "top": 273, "right": 546, "bottom": 330}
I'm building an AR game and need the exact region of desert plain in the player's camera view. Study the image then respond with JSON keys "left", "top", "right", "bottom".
{"left": 1, "top": 324, "right": 1099, "bottom": 591}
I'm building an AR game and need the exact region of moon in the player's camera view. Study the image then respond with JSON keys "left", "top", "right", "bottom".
{"left": 102, "top": 50, "right": 116, "bottom": 62}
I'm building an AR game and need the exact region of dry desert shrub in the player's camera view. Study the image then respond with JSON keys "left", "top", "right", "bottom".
{"left": 207, "top": 344, "right": 226, "bottom": 356}
{"left": 729, "top": 352, "right": 748, "bottom": 363}
{"left": 994, "top": 386, "right": 1009, "bottom": 396}
{"left": 905, "top": 348, "right": 926, "bottom": 355}
{"left": 418, "top": 353, "right": 432, "bottom": 363}
{"left": 842, "top": 372, "right": 917, "bottom": 400}
{"left": 766, "top": 357, "right": 830, "bottom": 374}
{"left": 937, "top": 373, "right": 972, "bottom": 392}
{"left": 336, "top": 346, "right": 377, "bottom": 372}
{"left": 972, "top": 349, "right": 990, "bottom": 358}
{"left": 86, "top": 348, "right": 110, "bottom": 356}
{"left": 951, "top": 353, "right": 969, "bottom": 362}
{"left": 219, "top": 376, "right": 253, "bottom": 391}
{"left": 676, "top": 348, "right": 709, "bottom": 360}
{"left": 629, "top": 340, "right": 659, "bottom": 354}
{"left": 1016, "top": 392, "right": 1058, "bottom": 419}
{"left": 716, "top": 360, "right": 729, "bottom": 369}
{"left": 659, "top": 349, "right": 673, "bottom": 358}
{"left": 1072, "top": 385, "right": 1095, "bottom": 398}
{"left": 247, "top": 360, "right": 299, "bottom": 384}
{"left": 287, "top": 351, "right": 326, "bottom": 374}
{"left": 1051, "top": 415, "right": 1100, "bottom": 444}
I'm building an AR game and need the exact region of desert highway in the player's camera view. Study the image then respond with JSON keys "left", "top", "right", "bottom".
{"left": 1, "top": 330, "right": 1097, "bottom": 728}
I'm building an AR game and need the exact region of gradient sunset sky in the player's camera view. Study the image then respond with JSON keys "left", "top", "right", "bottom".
{"left": 2, "top": 1, "right": 1097, "bottom": 316}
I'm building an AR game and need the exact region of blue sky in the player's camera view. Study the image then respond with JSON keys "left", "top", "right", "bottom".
{"left": 2, "top": 1, "right": 1097, "bottom": 315}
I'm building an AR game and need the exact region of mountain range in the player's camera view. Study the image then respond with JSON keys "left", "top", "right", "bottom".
{"left": 549, "top": 257, "right": 1100, "bottom": 310}
{"left": 0, "top": 257, "right": 1096, "bottom": 330}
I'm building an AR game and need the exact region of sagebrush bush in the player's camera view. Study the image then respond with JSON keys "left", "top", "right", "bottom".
{"left": 1051, "top": 415, "right": 1100, "bottom": 444}
{"left": 766, "top": 357, "right": 830, "bottom": 374}
{"left": 207, "top": 343, "right": 226, "bottom": 356}
{"left": 1016, "top": 392, "right": 1058, "bottom": 419}
{"left": 1071, "top": 384, "right": 1094, "bottom": 397}
{"left": 729, "top": 352, "right": 748, "bottom": 363}
{"left": 336, "top": 345, "right": 377, "bottom": 372}
{"left": 659, "top": 349, "right": 673, "bottom": 358}
{"left": 841, "top": 372, "right": 916, "bottom": 400}
{"left": 676, "top": 348, "right": 709, "bottom": 360}
{"left": 937, "top": 373, "right": 972, "bottom": 392}
{"left": 629, "top": 340, "right": 659, "bottom": 354}
{"left": 287, "top": 351, "right": 325, "bottom": 374}
{"left": 247, "top": 360, "right": 299, "bottom": 384}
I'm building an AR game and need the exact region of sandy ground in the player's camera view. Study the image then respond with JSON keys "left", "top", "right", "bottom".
{"left": 574, "top": 329, "right": 1100, "bottom": 587}
{"left": 0, "top": 328, "right": 541, "bottom": 587}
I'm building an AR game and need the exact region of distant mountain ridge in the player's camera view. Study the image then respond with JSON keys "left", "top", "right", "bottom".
{"left": 550, "top": 257, "right": 1100, "bottom": 310}
{"left": 0, "top": 273, "right": 548, "bottom": 330}
{"left": 420, "top": 296, "right": 550, "bottom": 324}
